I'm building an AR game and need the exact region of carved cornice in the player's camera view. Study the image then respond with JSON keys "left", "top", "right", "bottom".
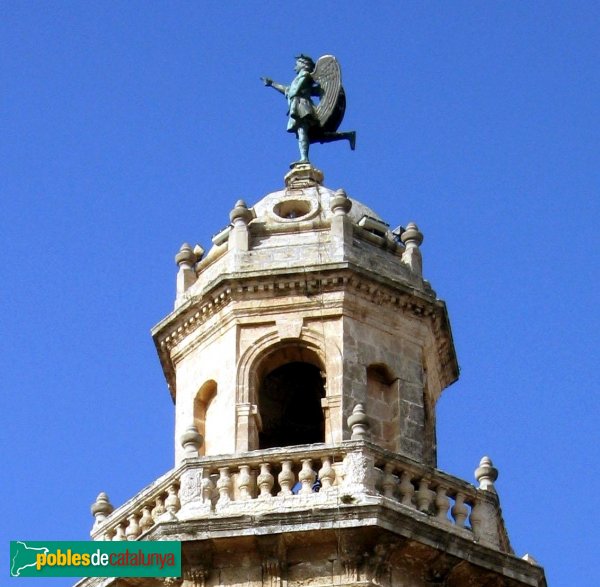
{"left": 152, "top": 264, "right": 457, "bottom": 399}
{"left": 155, "top": 268, "right": 438, "bottom": 353}
{"left": 157, "top": 286, "right": 233, "bottom": 353}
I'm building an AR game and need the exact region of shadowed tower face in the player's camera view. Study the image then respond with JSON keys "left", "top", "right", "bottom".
{"left": 258, "top": 362, "right": 326, "bottom": 449}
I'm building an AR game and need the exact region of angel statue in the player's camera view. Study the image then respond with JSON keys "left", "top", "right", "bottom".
{"left": 261, "top": 54, "right": 356, "bottom": 166}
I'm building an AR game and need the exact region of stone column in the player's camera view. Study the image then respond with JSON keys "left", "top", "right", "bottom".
{"left": 235, "top": 402, "right": 258, "bottom": 452}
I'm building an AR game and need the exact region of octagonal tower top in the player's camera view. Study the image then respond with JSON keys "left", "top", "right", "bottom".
{"left": 153, "top": 164, "right": 457, "bottom": 467}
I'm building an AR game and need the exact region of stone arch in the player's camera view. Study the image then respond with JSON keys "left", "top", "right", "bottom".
{"left": 235, "top": 327, "right": 341, "bottom": 451}
{"left": 193, "top": 380, "right": 217, "bottom": 456}
{"left": 257, "top": 350, "right": 325, "bottom": 449}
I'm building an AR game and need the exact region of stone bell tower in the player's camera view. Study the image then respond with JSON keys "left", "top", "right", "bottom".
{"left": 155, "top": 164, "right": 456, "bottom": 470}
{"left": 84, "top": 164, "right": 547, "bottom": 587}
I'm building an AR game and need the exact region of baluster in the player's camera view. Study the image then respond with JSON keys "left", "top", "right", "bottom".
{"left": 201, "top": 475, "right": 216, "bottom": 505}
{"left": 382, "top": 463, "right": 398, "bottom": 498}
{"left": 151, "top": 496, "right": 166, "bottom": 521}
{"left": 125, "top": 513, "right": 140, "bottom": 540}
{"left": 113, "top": 523, "right": 126, "bottom": 541}
{"left": 165, "top": 484, "right": 181, "bottom": 517}
{"left": 451, "top": 492, "right": 468, "bottom": 528}
{"left": 237, "top": 465, "right": 252, "bottom": 500}
{"left": 298, "top": 459, "right": 316, "bottom": 495}
{"left": 399, "top": 471, "right": 415, "bottom": 507}
{"left": 469, "top": 497, "right": 483, "bottom": 540}
{"left": 278, "top": 460, "right": 295, "bottom": 496}
{"left": 139, "top": 506, "right": 154, "bottom": 534}
{"left": 216, "top": 467, "right": 233, "bottom": 505}
{"left": 318, "top": 457, "right": 336, "bottom": 490}
{"left": 102, "top": 529, "right": 115, "bottom": 541}
{"left": 416, "top": 479, "right": 434, "bottom": 513}
{"left": 435, "top": 486, "right": 450, "bottom": 524}
{"left": 257, "top": 463, "right": 274, "bottom": 498}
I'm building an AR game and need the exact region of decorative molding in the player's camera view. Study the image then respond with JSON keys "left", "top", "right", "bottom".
{"left": 158, "top": 286, "right": 233, "bottom": 352}
{"left": 153, "top": 266, "right": 457, "bottom": 395}
{"left": 156, "top": 269, "right": 437, "bottom": 354}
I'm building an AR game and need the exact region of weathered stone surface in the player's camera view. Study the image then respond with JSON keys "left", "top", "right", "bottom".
{"left": 80, "top": 175, "right": 545, "bottom": 587}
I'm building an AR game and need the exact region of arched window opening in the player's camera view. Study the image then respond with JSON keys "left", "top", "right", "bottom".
{"left": 258, "top": 361, "right": 326, "bottom": 449}
{"left": 193, "top": 380, "right": 217, "bottom": 456}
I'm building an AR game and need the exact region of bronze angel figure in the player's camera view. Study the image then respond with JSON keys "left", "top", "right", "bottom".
{"left": 262, "top": 54, "right": 356, "bottom": 166}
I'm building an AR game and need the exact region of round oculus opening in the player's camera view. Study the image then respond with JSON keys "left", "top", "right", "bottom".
{"left": 273, "top": 199, "right": 312, "bottom": 220}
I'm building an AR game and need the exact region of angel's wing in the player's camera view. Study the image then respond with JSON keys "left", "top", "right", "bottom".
{"left": 312, "top": 55, "right": 344, "bottom": 129}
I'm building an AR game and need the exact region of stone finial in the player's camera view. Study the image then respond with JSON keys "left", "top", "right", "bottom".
{"left": 229, "top": 199, "right": 253, "bottom": 225}
{"left": 330, "top": 189, "right": 352, "bottom": 216}
{"left": 175, "top": 243, "right": 198, "bottom": 298}
{"left": 475, "top": 456, "right": 498, "bottom": 492}
{"left": 180, "top": 424, "right": 203, "bottom": 457}
{"left": 175, "top": 243, "right": 196, "bottom": 269}
{"left": 229, "top": 200, "right": 253, "bottom": 254}
{"left": 193, "top": 244, "right": 205, "bottom": 262}
{"left": 91, "top": 492, "right": 114, "bottom": 528}
{"left": 347, "top": 403, "right": 370, "bottom": 440}
{"left": 400, "top": 222, "right": 424, "bottom": 248}
{"left": 400, "top": 222, "right": 424, "bottom": 276}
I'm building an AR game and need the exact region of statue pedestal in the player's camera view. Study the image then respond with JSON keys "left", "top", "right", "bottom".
{"left": 284, "top": 163, "right": 324, "bottom": 189}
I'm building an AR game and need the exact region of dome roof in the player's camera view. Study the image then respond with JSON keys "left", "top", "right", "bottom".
{"left": 251, "top": 184, "right": 385, "bottom": 228}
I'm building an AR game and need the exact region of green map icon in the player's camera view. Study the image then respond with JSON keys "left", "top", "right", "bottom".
{"left": 10, "top": 541, "right": 49, "bottom": 576}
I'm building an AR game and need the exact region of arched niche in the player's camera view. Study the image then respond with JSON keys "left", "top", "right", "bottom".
{"left": 193, "top": 380, "right": 217, "bottom": 456}
{"left": 235, "top": 329, "right": 341, "bottom": 452}
{"left": 258, "top": 360, "right": 325, "bottom": 449}
{"left": 256, "top": 345, "right": 325, "bottom": 449}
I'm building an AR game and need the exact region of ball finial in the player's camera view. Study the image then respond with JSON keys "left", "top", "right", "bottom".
{"left": 330, "top": 189, "right": 352, "bottom": 215}
{"left": 347, "top": 403, "right": 370, "bottom": 440}
{"left": 400, "top": 222, "right": 424, "bottom": 247}
{"left": 180, "top": 424, "right": 204, "bottom": 457}
{"left": 229, "top": 199, "right": 253, "bottom": 224}
{"left": 175, "top": 243, "right": 196, "bottom": 268}
{"left": 475, "top": 456, "right": 499, "bottom": 492}
{"left": 91, "top": 492, "right": 113, "bottom": 515}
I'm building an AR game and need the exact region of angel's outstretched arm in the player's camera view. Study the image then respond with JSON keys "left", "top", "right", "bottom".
{"left": 261, "top": 77, "right": 287, "bottom": 95}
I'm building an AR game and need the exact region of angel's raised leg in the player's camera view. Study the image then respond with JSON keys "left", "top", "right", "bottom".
{"left": 313, "top": 131, "right": 356, "bottom": 150}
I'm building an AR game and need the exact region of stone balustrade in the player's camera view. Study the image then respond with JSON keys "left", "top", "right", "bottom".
{"left": 90, "top": 442, "right": 510, "bottom": 553}
{"left": 371, "top": 452, "right": 510, "bottom": 551}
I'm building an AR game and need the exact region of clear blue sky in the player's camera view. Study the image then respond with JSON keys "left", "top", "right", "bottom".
{"left": 2, "top": 3, "right": 598, "bottom": 585}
